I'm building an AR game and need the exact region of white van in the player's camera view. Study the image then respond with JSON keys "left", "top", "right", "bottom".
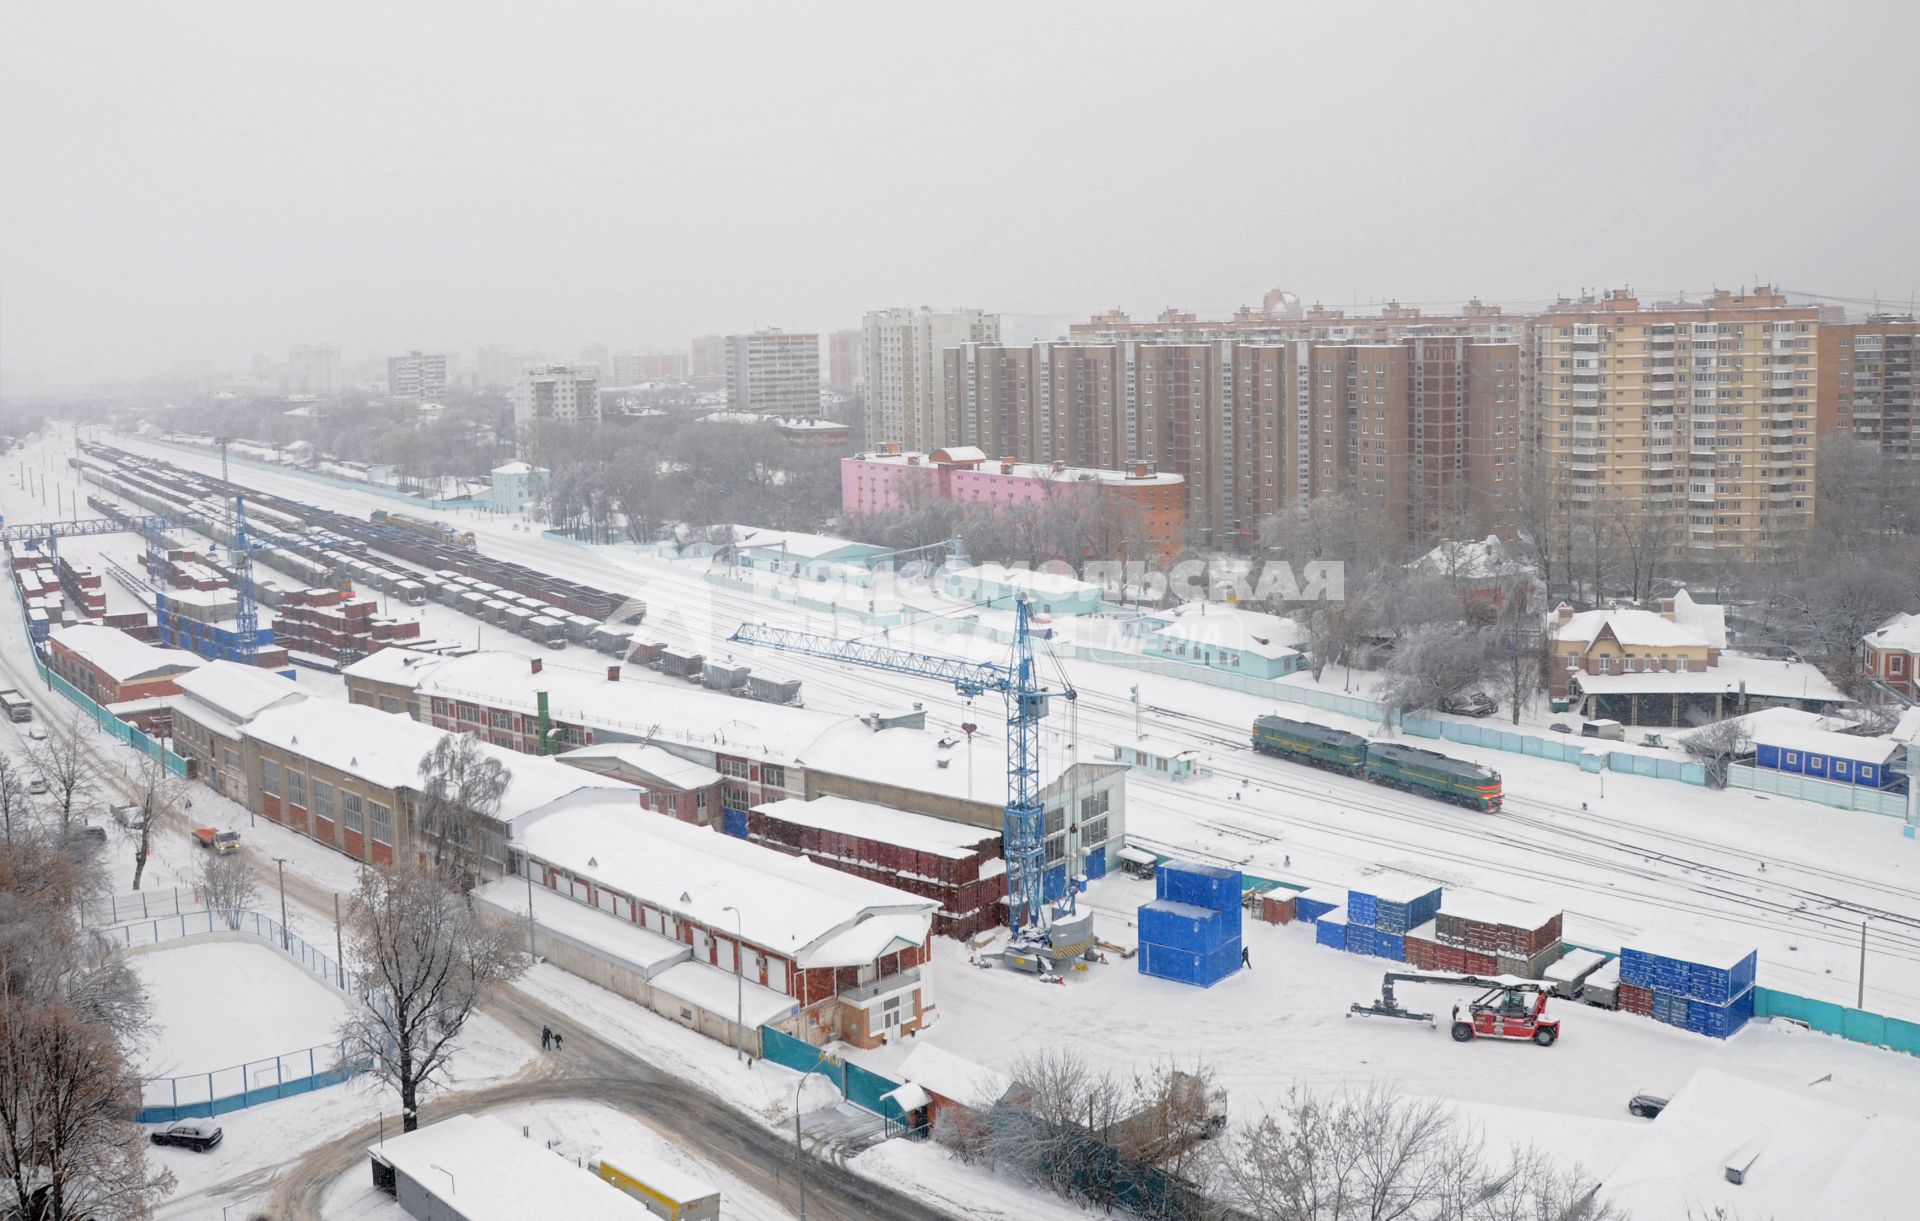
{"left": 1580, "top": 718, "right": 1625, "bottom": 741}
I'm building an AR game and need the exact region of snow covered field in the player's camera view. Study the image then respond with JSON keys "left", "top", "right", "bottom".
{"left": 127, "top": 939, "right": 350, "bottom": 1078}
{"left": 22, "top": 424, "right": 1920, "bottom": 1217}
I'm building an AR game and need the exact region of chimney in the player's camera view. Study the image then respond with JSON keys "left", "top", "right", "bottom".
{"left": 1659, "top": 597, "right": 1676, "bottom": 621}
{"left": 607, "top": 665, "right": 621, "bottom": 682}
{"left": 530, "top": 657, "right": 543, "bottom": 675}
{"left": 1555, "top": 602, "right": 1574, "bottom": 625}
{"left": 1051, "top": 459, "right": 1065, "bottom": 472}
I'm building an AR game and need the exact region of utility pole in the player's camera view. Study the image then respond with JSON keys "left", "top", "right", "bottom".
{"left": 524, "top": 855, "right": 537, "bottom": 955}
{"left": 274, "top": 858, "right": 290, "bottom": 950}
{"left": 1859, "top": 920, "right": 1868, "bottom": 1009}
{"left": 334, "top": 892, "right": 345, "bottom": 988}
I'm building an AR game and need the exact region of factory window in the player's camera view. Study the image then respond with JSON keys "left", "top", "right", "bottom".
{"left": 260, "top": 759, "right": 281, "bottom": 797}
{"left": 369, "top": 801, "right": 392, "bottom": 846}
{"left": 342, "top": 792, "right": 364, "bottom": 833}
{"left": 286, "top": 770, "right": 306, "bottom": 809}
{"left": 312, "top": 781, "right": 334, "bottom": 824}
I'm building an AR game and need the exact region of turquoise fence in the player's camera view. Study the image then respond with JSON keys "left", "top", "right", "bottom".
{"left": 1609, "top": 751, "right": 1709, "bottom": 785}
{"left": 97, "top": 908, "right": 387, "bottom": 1123}
{"left": 1754, "top": 986, "right": 1920, "bottom": 1058}
{"left": 760, "top": 1024, "right": 907, "bottom": 1122}
{"left": 1728, "top": 764, "right": 1911, "bottom": 817}
{"left": 32, "top": 656, "right": 189, "bottom": 776}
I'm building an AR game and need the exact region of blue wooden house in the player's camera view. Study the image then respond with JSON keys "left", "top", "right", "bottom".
{"left": 1753, "top": 724, "right": 1904, "bottom": 790}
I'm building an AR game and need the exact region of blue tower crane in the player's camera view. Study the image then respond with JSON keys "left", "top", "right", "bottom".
{"left": 731, "top": 597, "right": 1075, "bottom": 940}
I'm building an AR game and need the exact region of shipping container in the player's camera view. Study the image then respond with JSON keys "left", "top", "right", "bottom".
{"left": 1543, "top": 948, "right": 1609, "bottom": 999}
{"left": 1155, "top": 861, "right": 1243, "bottom": 913}
{"left": 1373, "top": 931, "right": 1405, "bottom": 962}
{"left": 1294, "top": 887, "right": 1343, "bottom": 924}
{"left": 1138, "top": 939, "right": 1240, "bottom": 988}
{"left": 1259, "top": 894, "right": 1296, "bottom": 925}
{"left": 1616, "top": 981, "right": 1655, "bottom": 1017}
{"left": 1346, "top": 890, "right": 1378, "bottom": 929}
{"left": 1344, "top": 925, "right": 1376, "bottom": 956}
{"left": 1315, "top": 913, "right": 1348, "bottom": 951}
{"left": 1137, "top": 901, "right": 1240, "bottom": 953}
{"left": 1685, "top": 987, "right": 1754, "bottom": 1039}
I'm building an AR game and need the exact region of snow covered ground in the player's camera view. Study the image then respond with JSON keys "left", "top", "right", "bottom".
{"left": 127, "top": 939, "right": 350, "bottom": 1078}
{"left": 30, "top": 423, "right": 1920, "bottom": 1216}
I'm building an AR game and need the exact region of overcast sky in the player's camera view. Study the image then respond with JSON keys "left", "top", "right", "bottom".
{"left": 3, "top": 1, "right": 1916, "bottom": 390}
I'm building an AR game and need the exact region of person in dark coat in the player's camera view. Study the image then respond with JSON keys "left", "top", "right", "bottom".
{"left": 541, "top": 1025, "right": 552, "bottom": 1050}
{"left": 553, "top": 1031, "right": 564, "bottom": 1052}
{"left": 1241, "top": 946, "right": 1251, "bottom": 969}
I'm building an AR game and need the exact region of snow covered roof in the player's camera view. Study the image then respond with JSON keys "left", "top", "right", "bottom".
{"left": 48, "top": 624, "right": 202, "bottom": 683}
{"left": 897, "top": 1043, "right": 1012, "bottom": 1110}
{"left": 1551, "top": 606, "right": 1708, "bottom": 649}
{"left": 1571, "top": 652, "right": 1849, "bottom": 703}
{"left": 731, "top": 526, "right": 875, "bottom": 560}
{"left": 556, "top": 741, "right": 724, "bottom": 791}
{"left": 948, "top": 562, "right": 1100, "bottom": 600}
{"left": 514, "top": 789, "right": 935, "bottom": 965}
{"left": 752, "top": 796, "right": 999, "bottom": 859}
{"left": 491, "top": 460, "right": 534, "bottom": 475}
{"left": 1752, "top": 722, "right": 1901, "bottom": 765}
{"left": 1668, "top": 588, "right": 1728, "bottom": 650}
{"left": 1622, "top": 930, "right": 1753, "bottom": 972}
{"left": 1863, "top": 610, "right": 1920, "bottom": 653}
{"left": 473, "top": 877, "right": 689, "bottom": 973}
{"left": 1352, "top": 871, "right": 1442, "bottom": 904}
{"left": 1408, "top": 534, "right": 1525, "bottom": 582}
{"left": 1436, "top": 892, "right": 1559, "bottom": 932}
{"left": 172, "top": 660, "right": 305, "bottom": 734}
{"left": 242, "top": 699, "right": 620, "bottom": 819}
{"left": 1600, "top": 1068, "right": 1920, "bottom": 1220}
{"left": 1151, "top": 603, "right": 1306, "bottom": 660}
{"left": 1893, "top": 707, "right": 1920, "bottom": 746}
{"left": 371, "top": 1114, "right": 656, "bottom": 1221}
{"left": 649, "top": 959, "right": 799, "bottom": 1027}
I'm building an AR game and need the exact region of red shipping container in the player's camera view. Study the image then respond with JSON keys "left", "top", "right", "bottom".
{"left": 1434, "top": 945, "right": 1466, "bottom": 973}
{"left": 1463, "top": 950, "right": 1498, "bottom": 975}
{"left": 1260, "top": 895, "right": 1297, "bottom": 925}
{"left": 1617, "top": 983, "right": 1654, "bottom": 1017}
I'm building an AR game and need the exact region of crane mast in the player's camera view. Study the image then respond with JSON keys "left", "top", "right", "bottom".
{"left": 731, "top": 596, "right": 1075, "bottom": 939}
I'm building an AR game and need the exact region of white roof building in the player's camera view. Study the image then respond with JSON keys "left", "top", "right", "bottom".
{"left": 514, "top": 789, "right": 935, "bottom": 968}
{"left": 895, "top": 1042, "right": 1012, "bottom": 1110}
{"left": 752, "top": 795, "right": 999, "bottom": 859}
{"left": 1863, "top": 611, "right": 1920, "bottom": 654}
{"left": 371, "top": 1113, "right": 657, "bottom": 1221}
{"left": 171, "top": 660, "right": 306, "bottom": 739}
{"left": 47, "top": 624, "right": 202, "bottom": 684}
{"left": 1150, "top": 602, "right": 1307, "bottom": 661}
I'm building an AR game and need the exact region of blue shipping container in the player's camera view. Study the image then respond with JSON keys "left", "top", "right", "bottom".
{"left": 1687, "top": 951, "right": 1759, "bottom": 1005}
{"left": 1139, "top": 939, "right": 1241, "bottom": 988}
{"left": 1296, "top": 897, "right": 1336, "bottom": 923}
{"left": 1138, "top": 901, "right": 1240, "bottom": 953}
{"left": 1344, "top": 925, "right": 1376, "bottom": 956}
{"left": 1316, "top": 916, "right": 1348, "bottom": 951}
{"left": 1157, "top": 861, "right": 1243, "bottom": 912}
{"left": 1651, "top": 991, "right": 1691, "bottom": 1028}
{"left": 1686, "top": 987, "right": 1755, "bottom": 1039}
{"left": 1346, "top": 891, "right": 1379, "bottom": 928}
{"left": 1374, "top": 931, "right": 1405, "bottom": 962}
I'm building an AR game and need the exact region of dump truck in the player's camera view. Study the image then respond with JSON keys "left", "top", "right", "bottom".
{"left": 193, "top": 827, "right": 241, "bottom": 855}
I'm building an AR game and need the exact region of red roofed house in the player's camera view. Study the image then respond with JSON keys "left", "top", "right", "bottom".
{"left": 1862, "top": 612, "right": 1920, "bottom": 699}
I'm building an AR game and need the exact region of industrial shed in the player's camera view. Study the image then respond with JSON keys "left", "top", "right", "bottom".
{"left": 369, "top": 1113, "right": 656, "bottom": 1221}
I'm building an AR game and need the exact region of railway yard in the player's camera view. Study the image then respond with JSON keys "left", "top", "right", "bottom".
{"left": 9, "top": 422, "right": 1920, "bottom": 1218}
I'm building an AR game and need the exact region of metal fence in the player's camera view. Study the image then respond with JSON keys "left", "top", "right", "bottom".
{"left": 1728, "top": 763, "right": 1911, "bottom": 817}
{"left": 97, "top": 908, "right": 387, "bottom": 1123}
{"left": 1755, "top": 986, "right": 1920, "bottom": 1058}
{"left": 25, "top": 647, "right": 190, "bottom": 776}
{"left": 760, "top": 1024, "right": 909, "bottom": 1123}
{"left": 81, "top": 885, "right": 202, "bottom": 927}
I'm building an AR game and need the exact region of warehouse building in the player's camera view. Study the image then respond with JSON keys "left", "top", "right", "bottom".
{"left": 170, "top": 660, "right": 306, "bottom": 801}
{"left": 370, "top": 1113, "right": 657, "bottom": 1221}
{"left": 476, "top": 788, "right": 936, "bottom": 1053}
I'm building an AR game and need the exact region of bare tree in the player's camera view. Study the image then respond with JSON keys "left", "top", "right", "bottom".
{"left": 0, "top": 833, "right": 172, "bottom": 1220}
{"left": 0, "top": 755, "right": 32, "bottom": 845}
{"left": 123, "top": 756, "right": 186, "bottom": 892}
{"left": 197, "top": 852, "right": 258, "bottom": 930}
{"left": 415, "top": 733, "right": 512, "bottom": 883}
{"left": 1206, "top": 1083, "right": 1621, "bottom": 1221}
{"left": 338, "top": 865, "right": 527, "bottom": 1131}
{"left": 28, "top": 712, "right": 97, "bottom": 839}
{"left": 1494, "top": 579, "right": 1546, "bottom": 726}
{"left": 1681, "top": 719, "right": 1753, "bottom": 788}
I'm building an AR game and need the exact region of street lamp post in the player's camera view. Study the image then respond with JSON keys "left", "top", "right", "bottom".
{"left": 722, "top": 904, "right": 744, "bottom": 1063}
{"left": 795, "top": 1055, "right": 834, "bottom": 1220}
{"left": 273, "top": 857, "right": 290, "bottom": 950}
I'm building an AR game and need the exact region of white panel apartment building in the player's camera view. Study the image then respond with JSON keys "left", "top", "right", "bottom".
{"left": 513, "top": 363, "right": 601, "bottom": 430}
{"left": 725, "top": 329, "right": 820, "bottom": 417}
{"left": 387, "top": 350, "right": 448, "bottom": 399}
{"left": 864, "top": 307, "right": 1000, "bottom": 450}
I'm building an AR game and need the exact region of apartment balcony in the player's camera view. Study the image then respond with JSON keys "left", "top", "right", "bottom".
{"left": 840, "top": 966, "right": 922, "bottom": 1006}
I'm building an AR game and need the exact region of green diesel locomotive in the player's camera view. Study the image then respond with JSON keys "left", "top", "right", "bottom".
{"left": 1251, "top": 714, "right": 1502, "bottom": 812}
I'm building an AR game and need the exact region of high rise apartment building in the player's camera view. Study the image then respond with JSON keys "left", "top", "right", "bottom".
{"left": 1818, "top": 316, "right": 1919, "bottom": 461}
{"left": 828, "top": 329, "right": 864, "bottom": 391}
{"left": 386, "top": 350, "right": 448, "bottom": 399}
{"left": 512, "top": 364, "right": 601, "bottom": 430}
{"left": 690, "top": 335, "right": 728, "bottom": 382}
{"left": 1531, "top": 287, "right": 1820, "bottom": 562}
{"left": 943, "top": 331, "right": 1521, "bottom": 551}
{"left": 288, "top": 344, "right": 341, "bottom": 396}
{"left": 725, "top": 329, "right": 820, "bottom": 417}
{"left": 863, "top": 307, "right": 999, "bottom": 450}
{"left": 611, "top": 351, "right": 691, "bottom": 383}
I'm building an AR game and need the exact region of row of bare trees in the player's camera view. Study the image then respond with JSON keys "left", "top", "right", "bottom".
{"left": 936, "top": 1048, "right": 1619, "bottom": 1221}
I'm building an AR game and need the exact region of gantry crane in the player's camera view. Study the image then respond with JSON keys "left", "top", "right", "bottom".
{"left": 731, "top": 595, "right": 1076, "bottom": 942}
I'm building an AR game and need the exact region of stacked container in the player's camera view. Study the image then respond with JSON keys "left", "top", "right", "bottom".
{"left": 1293, "top": 886, "right": 1344, "bottom": 924}
{"left": 1422, "top": 895, "right": 1564, "bottom": 979}
{"left": 1617, "top": 936, "right": 1757, "bottom": 1040}
{"left": 1338, "top": 874, "right": 1443, "bottom": 963}
{"left": 1138, "top": 861, "right": 1243, "bottom": 988}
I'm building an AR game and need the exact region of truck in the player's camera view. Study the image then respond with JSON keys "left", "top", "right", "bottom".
{"left": 193, "top": 827, "right": 241, "bottom": 854}
{"left": 0, "top": 689, "right": 32, "bottom": 722}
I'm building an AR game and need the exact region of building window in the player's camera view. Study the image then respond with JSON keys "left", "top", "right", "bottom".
{"left": 312, "top": 780, "right": 334, "bottom": 824}
{"left": 369, "top": 801, "right": 392, "bottom": 846}
{"left": 1892, "top": 655, "right": 1906, "bottom": 676}
{"left": 431, "top": 698, "right": 450, "bottom": 717}
{"left": 723, "top": 784, "right": 749, "bottom": 810}
{"left": 286, "top": 769, "right": 307, "bottom": 809}
{"left": 342, "top": 791, "right": 364, "bottom": 833}
{"left": 261, "top": 759, "right": 281, "bottom": 797}
{"left": 719, "top": 757, "right": 749, "bottom": 780}
{"left": 762, "top": 764, "right": 786, "bottom": 788}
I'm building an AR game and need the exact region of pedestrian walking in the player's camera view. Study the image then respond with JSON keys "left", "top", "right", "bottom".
{"left": 553, "top": 1031, "right": 564, "bottom": 1052}
{"left": 1241, "top": 946, "right": 1251, "bottom": 969}
{"left": 541, "top": 1025, "right": 552, "bottom": 1050}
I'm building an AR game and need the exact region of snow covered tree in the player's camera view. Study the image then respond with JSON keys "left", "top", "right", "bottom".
{"left": 0, "top": 755, "right": 32, "bottom": 845}
{"left": 196, "top": 851, "right": 257, "bottom": 930}
{"left": 1379, "top": 624, "right": 1499, "bottom": 717}
{"left": 338, "top": 865, "right": 526, "bottom": 1131}
{"left": 124, "top": 755, "right": 186, "bottom": 892}
{"left": 1681, "top": 719, "right": 1753, "bottom": 789}
{"left": 415, "top": 732, "right": 511, "bottom": 883}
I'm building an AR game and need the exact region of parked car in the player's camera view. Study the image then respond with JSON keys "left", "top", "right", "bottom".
{"left": 150, "top": 1119, "right": 223, "bottom": 1151}
{"left": 1549, "top": 722, "right": 1573, "bottom": 735}
{"left": 25, "top": 726, "right": 46, "bottom": 741}
{"left": 1439, "top": 693, "right": 1497, "bottom": 718}
{"left": 27, "top": 777, "right": 47, "bottom": 795}
{"left": 1627, "top": 1093, "right": 1669, "bottom": 1119}
{"left": 66, "top": 824, "right": 107, "bottom": 846}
